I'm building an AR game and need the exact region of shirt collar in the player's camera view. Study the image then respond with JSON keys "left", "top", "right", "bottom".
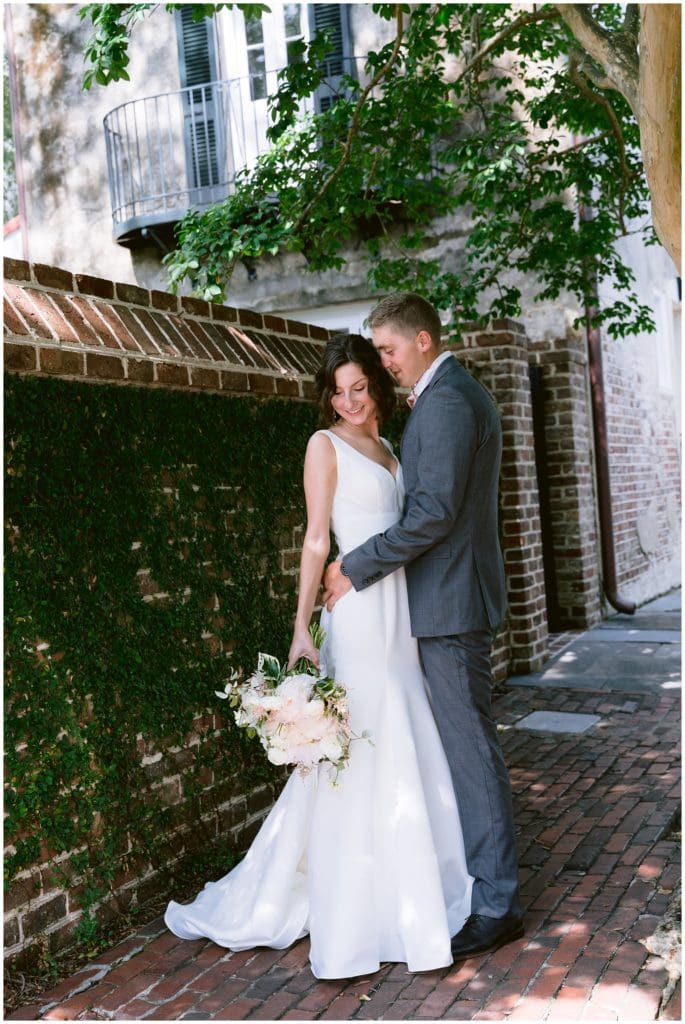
{"left": 412, "top": 350, "right": 454, "bottom": 400}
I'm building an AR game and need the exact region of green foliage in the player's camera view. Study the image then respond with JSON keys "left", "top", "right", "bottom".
{"left": 4, "top": 374, "right": 319, "bottom": 948}
{"left": 80, "top": 3, "right": 269, "bottom": 89}
{"left": 160, "top": 3, "right": 654, "bottom": 340}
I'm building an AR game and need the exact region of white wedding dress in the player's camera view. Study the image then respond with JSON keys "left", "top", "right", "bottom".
{"left": 165, "top": 430, "right": 473, "bottom": 978}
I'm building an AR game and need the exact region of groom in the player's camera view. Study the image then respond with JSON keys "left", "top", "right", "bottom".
{"left": 323, "top": 292, "right": 523, "bottom": 958}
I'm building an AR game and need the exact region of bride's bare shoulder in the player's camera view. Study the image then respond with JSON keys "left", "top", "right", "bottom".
{"left": 305, "top": 430, "right": 336, "bottom": 461}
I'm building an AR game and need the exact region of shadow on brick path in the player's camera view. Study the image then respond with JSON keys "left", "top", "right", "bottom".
{"left": 9, "top": 592, "right": 681, "bottom": 1022}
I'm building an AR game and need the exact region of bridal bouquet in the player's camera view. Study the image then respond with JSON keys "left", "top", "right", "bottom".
{"left": 215, "top": 625, "right": 360, "bottom": 779}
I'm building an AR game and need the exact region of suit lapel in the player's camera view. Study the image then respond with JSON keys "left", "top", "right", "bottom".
{"left": 400, "top": 355, "right": 456, "bottom": 454}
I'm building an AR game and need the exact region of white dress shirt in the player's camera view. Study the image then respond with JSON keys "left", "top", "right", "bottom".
{"left": 411, "top": 350, "right": 454, "bottom": 402}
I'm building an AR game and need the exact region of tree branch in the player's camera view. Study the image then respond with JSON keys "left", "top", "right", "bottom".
{"left": 554, "top": 4, "right": 639, "bottom": 116}
{"left": 452, "top": 7, "right": 560, "bottom": 85}
{"left": 622, "top": 3, "right": 640, "bottom": 41}
{"left": 291, "top": 6, "right": 405, "bottom": 237}
{"left": 569, "top": 58, "right": 630, "bottom": 233}
{"left": 527, "top": 131, "right": 612, "bottom": 166}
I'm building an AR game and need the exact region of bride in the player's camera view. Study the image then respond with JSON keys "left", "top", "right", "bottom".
{"left": 165, "top": 333, "right": 473, "bottom": 979}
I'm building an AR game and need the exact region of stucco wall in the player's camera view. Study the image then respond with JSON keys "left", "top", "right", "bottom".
{"left": 8, "top": 3, "right": 179, "bottom": 281}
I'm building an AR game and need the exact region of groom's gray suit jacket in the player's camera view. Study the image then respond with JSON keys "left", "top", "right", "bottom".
{"left": 344, "top": 355, "right": 507, "bottom": 637}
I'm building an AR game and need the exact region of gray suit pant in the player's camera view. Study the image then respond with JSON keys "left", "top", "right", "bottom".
{"left": 418, "top": 631, "right": 521, "bottom": 921}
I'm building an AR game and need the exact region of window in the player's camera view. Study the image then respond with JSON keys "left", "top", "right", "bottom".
{"left": 175, "top": 6, "right": 224, "bottom": 196}
{"left": 284, "top": 4, "right": 304, "bottom": 66}
{"left": 245, "top": 12, "right": 267, "bottom": 101}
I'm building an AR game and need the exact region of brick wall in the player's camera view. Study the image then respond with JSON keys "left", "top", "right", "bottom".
{"left": 458, "top": 321, "right": 549, "bottom": 674}
{"left": 3, "top": 258, "right": 328, "bottom": 396}
{"left": 530, "top": 337, "right": 602, "bottom": 628}
{"left": 4, "top": 259, "right": 332, "bottom": 962}
{"left": 602, "top": 334, "right": 681, "bottom": 600}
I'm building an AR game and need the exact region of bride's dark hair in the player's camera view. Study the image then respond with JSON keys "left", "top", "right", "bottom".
{"left": 315, "top": 333, "right": 397, "bottom": 427}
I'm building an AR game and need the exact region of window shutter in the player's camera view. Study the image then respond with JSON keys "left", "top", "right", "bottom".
{"left": 307, "top": 5, "right": 353, "bottom": 112}
{"left": 175, "top": 6, "right": 223, "bottom": 195}
{"left": 177, "top": 6, "right": 218, "bottom": 89}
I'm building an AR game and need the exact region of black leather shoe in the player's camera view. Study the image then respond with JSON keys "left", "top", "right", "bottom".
{"left": 450, "top": 913, "right": 524, "bottom": 959}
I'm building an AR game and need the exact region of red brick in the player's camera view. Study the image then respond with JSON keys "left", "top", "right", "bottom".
{"left": 145, "top": 989, "right": 198, "bottom": 1019}
{"left": 6, "top": 284, "right": 55, "bottom": 339}
{"left": 209, "top": 996, "right": 261, "bottom": 1019}
{"left": 149, "top": 311, "right": 197, "bottom": 358}
{"left": 308, "top": 322, "right": 329, "bottom": 341}
{"left": 150, "top": 289, "right": 178, "bottom": 311}
{"left": 211, "top": 303, "right": 238, "bottom": 323}
{"left": 98, "top": 937, "right": 158, "bottom": 962}
{"left": 67, "top": 294, "right": 122, "bottom": 348}
{"left": 181, "top": 318, "right": 226, "bottom": 361}
{"left": 4, "top": 295, "right": 31, "bottom": 336}
{"left": 86, "top": 353, "right": 125, "bottom": 380}
{"left": 44, "top": 982, "right": 116, "bottom": 1017}
{"left": 127, "top": 358, "right": 155, "bottom": 382}
{"left": 75, "top": 273, "right": 115, "bottom": 299}
{"left": 5, "top": 342, "right": 37, "bottom": 371}
{"left": 4, "top": 257, "right": 31, "bottom": 281}
{"left": 276, "top": 376, "right": 300, "bottom": 397}
{"left": 93, "top": 977, "right": 157, "bottom": 1013}
{"left": 156, "top": 361, "right": 190, "bottom": 387}
{"left": 237, "top": 307, "right": 264, "bottom": 329}
{"left": 545, "top": 984, "right": 590, "bottom": 1018}
{"left": 115, "top": 282, "right": 150, "bottom": 306}
{"left": 116, "top": 997, "right": 156, "bottom": 1019}
{"left": 190, "top": 366, "right": 221, "bottom": 390}
{"left": 115, "top": 305, "right": 161, "bottom": 355}
{"left": 147, "top": 962, "right": 207, "bottom": 1001}
{"left": 33, "top": 263, "right": 74, "bottom": 290}
{"left": 319, "top": 994, "right": 366, "bottom": 1019}
{"left": 232, "top": 947, "right": 289, "bottom": 980}
{"left": 135, "top": 308, "right": 180, "bottom": 355}
{"left": 233, "top": 329, "right": 273, "bottom": 369}
{"left": 186, "top": 962, "right": 236, "bottom": 994}
{"left": 248, "top": 372, "right": 276, "bottom": 394}
{"left": 289, "top": 980, "right": 346, "bottom": 1011}
{"left": 7, "top": 1004, "right": 42, "bottom": 1020}
{"left": 180, "top": 294, "right": 211, "bottom": 317}
{"left": 194, "top": 978, "right": 249, "bottom": 1012}
{"left": 263, "top": 313, "right": 287, "bottom": 332}
{"left": 285, "top": 317, "right": 311, "bottom": 338}
{"left": 249, "top": 989, "right": 299, "bottom": 1019}
{"left": 192, "top": 942, "right": 230, "bottom": 969}
{"left": 38, "top": 347, "right": 84, "bottom": 376}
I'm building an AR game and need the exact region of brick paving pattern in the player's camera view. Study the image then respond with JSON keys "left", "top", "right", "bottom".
{"left": 9, "top": 685, "right": 680, "bottom": 1022}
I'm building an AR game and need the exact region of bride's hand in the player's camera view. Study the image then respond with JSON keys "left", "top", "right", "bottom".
{"left": 287, "top": 629, "right": 320, "bottom": 671}
{"left": 322, "top": 560, "right": 352, "bottom": 612}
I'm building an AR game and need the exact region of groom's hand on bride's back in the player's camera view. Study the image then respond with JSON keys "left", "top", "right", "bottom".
{"left": 322, "top": 560, "right": 352, "bottom": 612}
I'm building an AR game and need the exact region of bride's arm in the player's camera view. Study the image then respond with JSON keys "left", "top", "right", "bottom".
{"left": 287, "top": 433, "right": 336, "bottom": 669}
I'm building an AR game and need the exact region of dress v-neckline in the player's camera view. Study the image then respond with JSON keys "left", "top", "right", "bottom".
{"left": 326, "top": 430, "right": 399, "bottom": 482}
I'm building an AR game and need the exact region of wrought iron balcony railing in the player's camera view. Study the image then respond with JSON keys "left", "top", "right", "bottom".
{"left": 104, "top": 60, "right": 361, "bottom": 246}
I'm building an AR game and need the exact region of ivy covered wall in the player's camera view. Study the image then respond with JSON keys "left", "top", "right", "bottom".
{"left": 5, "top": 373, "right": 319, "bottom": 959}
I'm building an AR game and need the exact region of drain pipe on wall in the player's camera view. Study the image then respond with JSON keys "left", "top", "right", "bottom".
{"left": 580, "top": 204, "right": 636, "bottom": 615}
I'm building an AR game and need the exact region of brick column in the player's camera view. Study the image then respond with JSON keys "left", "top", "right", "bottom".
{"left": 457, "top": 321, "right": 548, "bottom": 674}
{"left": 530, "top": 338, "right": 602, "bottom": 628}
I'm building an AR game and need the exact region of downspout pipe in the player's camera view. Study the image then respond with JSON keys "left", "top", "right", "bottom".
{"left": 581, "top": 205, "right": 636, "bottom": 615}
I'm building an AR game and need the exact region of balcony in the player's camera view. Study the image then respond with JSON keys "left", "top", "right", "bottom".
{"left": 104, "top": 61, "right": 360, "bottom": 247}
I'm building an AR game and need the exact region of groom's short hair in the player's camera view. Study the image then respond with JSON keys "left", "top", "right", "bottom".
{"left": 367, "top": 292, "right": 443, "bottom": 348}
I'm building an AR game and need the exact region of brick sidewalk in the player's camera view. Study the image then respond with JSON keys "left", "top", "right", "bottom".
{"left": 9, "top": 685, "right": 680, "bottom": 1022}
